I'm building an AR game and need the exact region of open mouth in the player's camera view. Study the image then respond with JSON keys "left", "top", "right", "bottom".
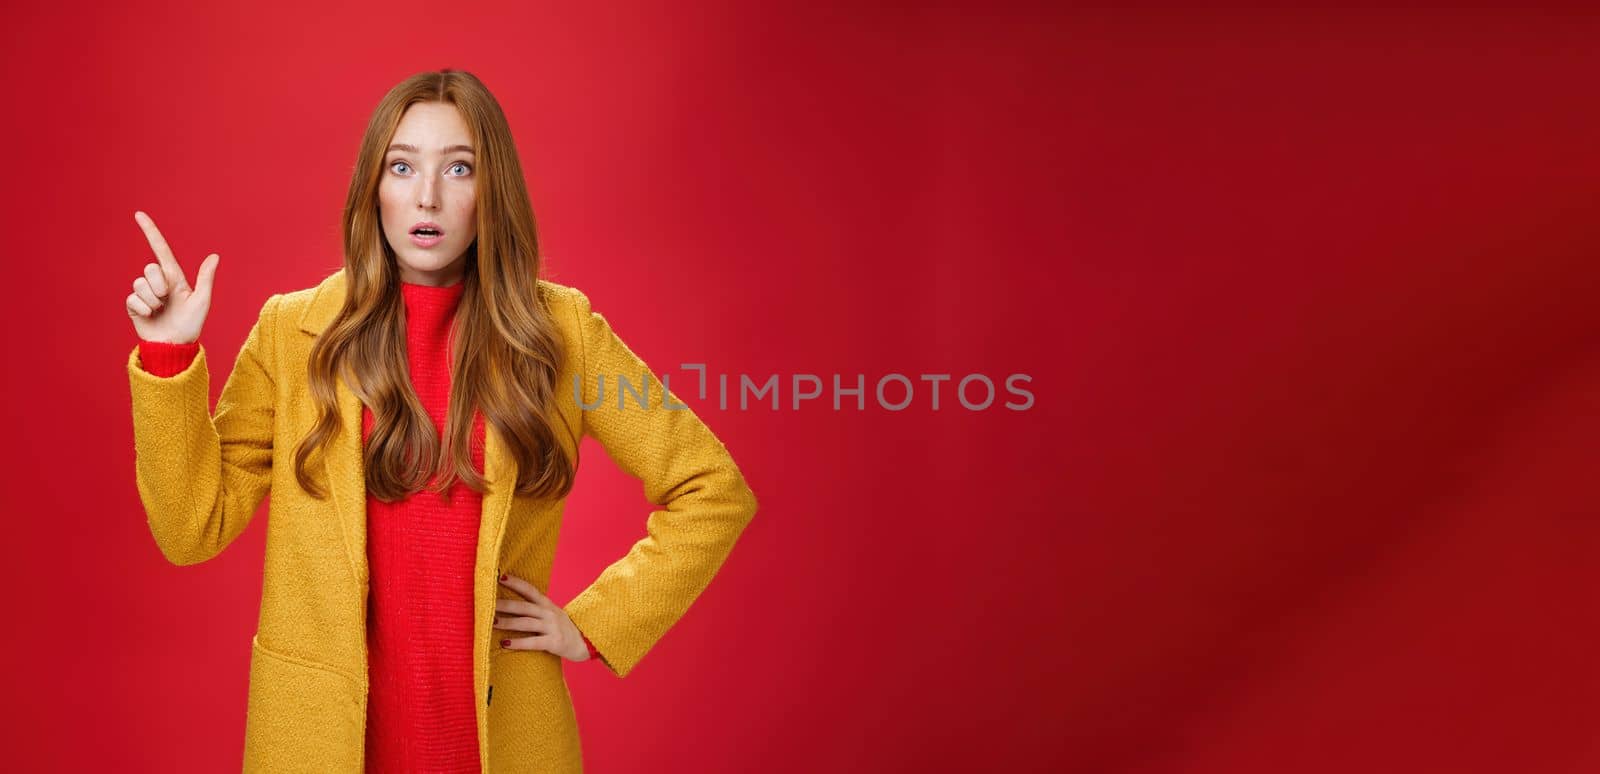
{"left": 410, "top": 227, "right": 443, "bottom": 237}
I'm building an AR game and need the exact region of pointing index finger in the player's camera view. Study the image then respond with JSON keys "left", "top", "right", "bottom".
{"left": 134, "top": 211, "right": 189, "bottom": 291}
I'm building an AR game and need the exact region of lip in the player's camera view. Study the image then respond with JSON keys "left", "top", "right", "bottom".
{"left": 409, "top": 221, "right": 445, "bottom": 249}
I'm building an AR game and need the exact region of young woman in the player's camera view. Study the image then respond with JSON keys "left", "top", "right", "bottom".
{"left": 123, "top": 69, "right": 758, "bottom": 773}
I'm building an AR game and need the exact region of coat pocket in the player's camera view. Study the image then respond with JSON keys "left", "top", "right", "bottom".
{"left": 242, "top": 634, "right": 366, "bottom": 773}
{"left": 487, "top": 649, "right": 584, "bottom": 772}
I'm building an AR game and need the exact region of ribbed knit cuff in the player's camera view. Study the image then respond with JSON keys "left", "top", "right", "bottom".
{"left": 138, "top": 340, "right": 200, "bottom": 377}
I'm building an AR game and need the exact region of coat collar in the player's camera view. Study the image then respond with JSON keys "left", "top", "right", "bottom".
{"left": 297, "top": 268, "right": 347, "bottom": 337}
{"left": 293, "top": 269, "right": 519, "bottom": 598}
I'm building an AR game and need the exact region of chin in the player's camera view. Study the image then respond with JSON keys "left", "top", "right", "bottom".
{"left": 397, "top": 248, "right": 467, "bottom": 276}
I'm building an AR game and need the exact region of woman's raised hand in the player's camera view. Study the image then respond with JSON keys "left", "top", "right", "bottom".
{"left": 125, "top": 211, "right": 220, "bottom": 345}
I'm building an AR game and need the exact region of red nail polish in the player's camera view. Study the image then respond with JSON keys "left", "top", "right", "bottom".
{"left": 501, "top": 639, "right": 510, "bottom": 647}
{"left": 499, "top": 574, "right": 507, "bottom": 581}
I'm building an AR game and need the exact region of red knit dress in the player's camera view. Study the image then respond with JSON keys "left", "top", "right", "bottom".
{"left": 136, "top": 280, "right": 598, "bottom": 773}
{"left": 359, "top": 279, "right": 483, "bottom": 772}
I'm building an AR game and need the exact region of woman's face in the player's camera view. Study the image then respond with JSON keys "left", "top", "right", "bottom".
{"left": 379, "top": 101, "right": 478, "bottom": 287}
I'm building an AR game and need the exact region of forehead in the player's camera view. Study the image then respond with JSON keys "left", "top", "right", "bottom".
{"left": 388, "top": 102, "right": 471, "bottom": 151}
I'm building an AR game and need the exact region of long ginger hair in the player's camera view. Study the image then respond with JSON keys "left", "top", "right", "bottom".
{"left": 293, "top": 69, "right": 576, "bottom": 503}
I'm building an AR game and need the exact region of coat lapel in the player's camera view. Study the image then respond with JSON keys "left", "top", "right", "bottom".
{"left": 474, "top": 410, "right": 517, "bottom": 765}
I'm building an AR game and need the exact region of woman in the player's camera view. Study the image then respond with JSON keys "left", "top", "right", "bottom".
{"left": 123, "top": 69, "right": 758, "bottom": 773}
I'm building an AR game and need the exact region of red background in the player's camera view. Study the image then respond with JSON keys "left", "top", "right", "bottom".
{"left": 3, "top": 3, "right": 1599, "bottom": 772}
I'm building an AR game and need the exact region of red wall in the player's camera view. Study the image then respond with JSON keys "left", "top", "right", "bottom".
{"left": 4, "top": 3, "right": 1598, "bottom": 772}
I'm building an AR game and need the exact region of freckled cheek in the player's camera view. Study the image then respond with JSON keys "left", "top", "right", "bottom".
{"left": 454, "top": 200, "right": 477, "bottom": 238}
{"left": 377, "top": 185, "right": 404, "bottom": 231}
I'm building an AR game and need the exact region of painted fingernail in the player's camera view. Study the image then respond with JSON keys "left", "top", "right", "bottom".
{"left": 500, "top": 573, "right": 507, "bottom": 581}
{"left": 501, "top": 639, "right": 510, "bottom": 647}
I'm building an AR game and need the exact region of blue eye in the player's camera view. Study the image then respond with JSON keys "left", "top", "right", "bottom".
{"left": 387, "top": 160, "right": 469, "bottom": 176}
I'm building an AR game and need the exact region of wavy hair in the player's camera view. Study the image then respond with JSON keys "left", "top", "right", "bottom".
{"left": 293, "top": 69, "right": 576, "bottom": 503}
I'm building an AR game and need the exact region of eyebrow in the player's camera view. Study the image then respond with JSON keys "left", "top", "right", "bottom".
{"left": 386, "top": 143, "right": 475, "bottom": 155}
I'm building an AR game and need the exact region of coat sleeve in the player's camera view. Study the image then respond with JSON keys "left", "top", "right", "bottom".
{"left": 127, "top": 294, "right": 281, "bottom": 566}
{"left": 558, "top": 287, "right": 759, "bottom": 678}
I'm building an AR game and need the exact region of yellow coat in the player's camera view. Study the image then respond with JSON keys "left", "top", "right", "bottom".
{"left": 126, "top": 269, "right": 758, "bottom": 773}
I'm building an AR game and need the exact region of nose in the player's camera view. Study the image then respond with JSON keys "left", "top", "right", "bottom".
{"left": 417, "top": 176, "right": 439, "bottom": 211}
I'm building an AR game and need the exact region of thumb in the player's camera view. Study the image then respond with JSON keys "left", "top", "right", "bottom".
{"left": 193, "top": 253, "right": 220, "bottom": 299}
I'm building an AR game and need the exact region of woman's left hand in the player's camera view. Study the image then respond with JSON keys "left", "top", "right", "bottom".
{"left": 494, "top": 573, "right": 591, "bottom": 662}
